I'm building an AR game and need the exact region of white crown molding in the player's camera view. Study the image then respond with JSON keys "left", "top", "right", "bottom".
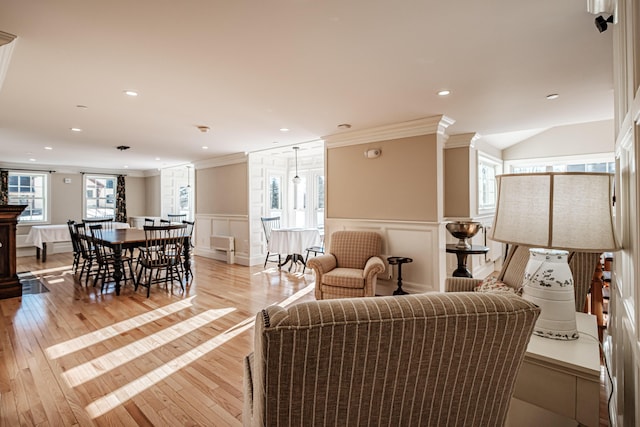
{"left": 194, "top": 152, "right": 247, "bottom": 170}
{"left": 0, "top": 34, "right": 17, "bottom": 92}
{"left": 324, "top": 115, "right": 455, "bottom": 148}
{"left": 445, "top": 133, "right": 481, "bottom": 149}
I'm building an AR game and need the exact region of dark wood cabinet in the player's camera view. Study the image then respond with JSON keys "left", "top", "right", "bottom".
{"left": 0, "top": 205, "right": 27, "bottom": 299}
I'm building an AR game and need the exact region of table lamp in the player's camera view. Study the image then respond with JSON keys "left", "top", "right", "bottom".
{"left": 490, "top": 172, "right": 620, "bottom": 340}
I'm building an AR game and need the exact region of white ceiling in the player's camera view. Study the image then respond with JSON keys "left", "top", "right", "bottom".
{"left": 0, "top": 1, "right": 614, "bottom": 172}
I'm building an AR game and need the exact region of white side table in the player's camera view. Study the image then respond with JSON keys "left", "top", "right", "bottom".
{"left": 509, "top": 312, "right": 601, "bottom": 426}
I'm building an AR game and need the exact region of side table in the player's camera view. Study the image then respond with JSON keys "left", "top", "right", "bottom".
{"left": 387, "top": 256, "right": 412, "bottom": 295}
{"left": 445, "top": 244, "right": 489, "bottom": 278}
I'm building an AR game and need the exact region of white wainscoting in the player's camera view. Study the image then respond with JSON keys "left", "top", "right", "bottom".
{"left": 324, "top": 219, "right": 448, "bottom": 295}
{"left": 193, "top": 214, "right": 250, "bottom": 265}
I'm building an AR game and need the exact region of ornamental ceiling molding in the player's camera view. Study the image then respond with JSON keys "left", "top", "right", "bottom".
{"left": 445, "top": 133, "right": 481, "bottom": 149}
{"left": 0, "top": 32, "right": 17, "bottom": 92}
{"left": 324, "top": 115, "right": 455, "bottom": 149}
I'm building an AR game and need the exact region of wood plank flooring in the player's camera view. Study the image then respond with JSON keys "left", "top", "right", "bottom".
{"left": 2, "top": 253, "right": 612, "bottom": 426}
{"left": 3, "top": 253, "right": 315, "bottom": 426}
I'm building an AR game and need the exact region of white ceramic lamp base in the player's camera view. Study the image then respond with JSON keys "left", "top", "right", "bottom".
{"left": 521, "top": 248, "right": 579, "bottom": 340}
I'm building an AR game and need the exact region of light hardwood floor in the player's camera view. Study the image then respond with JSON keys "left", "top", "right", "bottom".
{"left": 2, "top": 253, "right": 315, "bottom": 426}
{"left": 2, "top": 253, "right": 611, "bottom": 426}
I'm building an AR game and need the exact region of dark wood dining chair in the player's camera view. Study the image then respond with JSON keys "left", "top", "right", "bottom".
{"left": 74, "top": 222, "right": 98, "bottom": 286}
{"left": 67, "top": 219, "right": 81, "bottom": 274}
{"left": 89, "top": 224, "right": 134, "bottom": 292}
{"left": 135, "top": 224, "right": 187, "bottom": 297}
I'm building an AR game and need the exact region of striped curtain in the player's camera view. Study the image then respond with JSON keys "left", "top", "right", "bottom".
{"left": 0, "top": 170, "right": 8, "bottom": 205}
{"left": 115, "top": 175, "right": 127, "bottom": 222}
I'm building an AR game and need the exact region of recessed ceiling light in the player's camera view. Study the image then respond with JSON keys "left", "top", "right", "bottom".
{"left": 337, "top": 123, "right": 352, "bottom": 129}
{"left": 124, "top": 90, "right": 139, "bottom": 97}
{"left": 280, "top": 128, "right": 290, "bottom": 132}
{"left": 76, "top": 105, "right": 88, "bottom": 109}
{"left": 437, "top": 90, "right": 451, "bottom": 96}
{"left": 546, "top": 93, "right": 559, "bottom": 100}
{"left": 155, "top": 157, "right": 161, "bottom": 161}
{"left": 70, "top": 127, "right": 82, "bottom": 132}
{"left": 29, "top": 158, "right": 36, "bottom": 162}
{"left": 44, "top": 146, "right": 53, "bottom": 150}
{"left": 124, "top": 165, "right": 129, "bottom": 169}
{"left": 202, "top": 146, "right": 209, "bottom": 150}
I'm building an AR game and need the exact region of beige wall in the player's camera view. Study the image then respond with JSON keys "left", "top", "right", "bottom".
{"left": 50, "top": 173, "right": 83, "bottom": 224}
{"left": 327, "top": 134, "right": 439, "bottom": 222}
{"left": 145, "top": 174, "right": 161, "bottom": 216}
{"left": 444, "top": 147, "right": 471, "bottom": 218}
{"left": 503, "top": 119, "right": 614, "bottom": 160}
{"left": 124, "top": 176, "right": 147, "bottom": 217}
{"left": 196, "top": 163, "right": 248, "bottom": 215}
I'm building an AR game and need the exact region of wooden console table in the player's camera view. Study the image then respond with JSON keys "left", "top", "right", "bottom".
{"left": 510, "top": 312, "right": 601, "bottom": 426}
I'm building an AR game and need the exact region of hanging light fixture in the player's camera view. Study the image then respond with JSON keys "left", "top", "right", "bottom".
{"left": 292, "top": 146, "right": 301, "bottom": 184}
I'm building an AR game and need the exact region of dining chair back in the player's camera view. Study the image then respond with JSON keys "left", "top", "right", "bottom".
{"left": 167, "top": 213, "right": 187, "bottom": 223}
{"left": 135, "top": 224, "right": 187, "bottom": 297}
{"left": 144, "top": 218, "right": 156, "bottom": 226}
{"left": 74, "top": 222, "right": 98, "bottom": 286}
{"left": 260, "top": 216, "right": 281, "bottom": 267}
{"left": 83, "top": 217, "right": 115, "bottom": 230}
{"left": 67, "top": 219, "right": 81, "bottom": 273}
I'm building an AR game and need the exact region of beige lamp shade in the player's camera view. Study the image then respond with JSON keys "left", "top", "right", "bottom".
{"left": 490, "top": 172, "right": 620, "bottom": 252}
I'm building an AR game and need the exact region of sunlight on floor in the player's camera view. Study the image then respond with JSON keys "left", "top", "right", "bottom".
{"left": 62, "top": 307, "right": 235, "bottom": 387}
{"left": 84, "top": 284, "right": 315, "bottom": 418}
{"left": 46, "top": 297, "right": 197, "bottom": 359}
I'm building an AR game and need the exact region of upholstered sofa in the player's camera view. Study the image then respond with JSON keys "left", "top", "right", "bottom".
{"left": 307, "top": 230, "right": 385, "bottom": 299}
{"left": 243, "top": 292, "right": 540, "bottom": 426}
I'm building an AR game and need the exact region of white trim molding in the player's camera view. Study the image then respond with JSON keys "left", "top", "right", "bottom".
{"left": 194, "top": 153, "right": 247, "bottom": 170}
{"left": 445, "top": 133, "right": 480, "bottom": 149}
{"left": 324, "top": 115, "right": 455, "bottom": 148}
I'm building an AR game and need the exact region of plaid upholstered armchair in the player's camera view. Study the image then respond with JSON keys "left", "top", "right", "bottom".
{"left": 307, "top": 230, "right": 385, "bottom": 300}
{"left": 243, "top": 292, "right": 540, "bottom": 426}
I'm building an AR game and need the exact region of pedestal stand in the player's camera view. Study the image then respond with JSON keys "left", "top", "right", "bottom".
{"left": 387, "top": 256, "right": 412, "bottom": 295}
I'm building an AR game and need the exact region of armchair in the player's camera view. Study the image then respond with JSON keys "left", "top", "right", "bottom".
{"left": 446, "top": 244, "right": 599, "bottom": 312}
{"left": 243, "top": 292, "right": 540, "bottom": 426}
{"left": 307, "top": 230, "right": 385, "bottom": 299}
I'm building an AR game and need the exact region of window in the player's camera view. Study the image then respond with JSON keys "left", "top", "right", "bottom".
{"left": 8, "top": 172, "right": 48, "bottom": 222}
{"left": 477, "top": 154, "right": 501, "bottom": 212}
{"left": 269, "top": 176, "right": 281, "bottom": 210}
{"left": 507, "top": 154, "right": 615, "bottom": 174}
{"left": 84, "top": 175, "right": 116, "bottom": 218}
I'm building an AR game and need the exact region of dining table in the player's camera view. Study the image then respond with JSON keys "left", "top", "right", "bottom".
{"left": 89, "top": 227, "right": 192, "bottom": 295}
{"left": 268, "top": 228, "right": 322, "bottom": 271}
{"left": 26, "top": 222, "right": 130, "bottom": 262}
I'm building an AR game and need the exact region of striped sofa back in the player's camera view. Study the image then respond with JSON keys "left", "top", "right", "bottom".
{"left": 247, "top": 292, "right": 540, "bottom": 427}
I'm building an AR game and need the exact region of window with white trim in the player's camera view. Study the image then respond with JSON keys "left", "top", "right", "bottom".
{"left": 8, "top": 172, "right": 48, "bottom": 222}
{"left": 478, "top": 154, "right": 502, "bottom": 212}
{"left": 84, "top": 175, "right": 116, "bottom": 218}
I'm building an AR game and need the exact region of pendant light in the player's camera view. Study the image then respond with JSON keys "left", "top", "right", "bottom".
{"left": 292, "top": 146, "right": 301, "bottom": 184}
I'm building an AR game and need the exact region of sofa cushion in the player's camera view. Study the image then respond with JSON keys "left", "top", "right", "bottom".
{"left": 322, "top": 268, "right": 366, "bottom": 289}
{"left": 474, "top": 276, "right": 520, "bottom": 294}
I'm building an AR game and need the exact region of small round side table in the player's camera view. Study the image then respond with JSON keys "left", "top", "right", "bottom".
{"left": 387, "top": 256, "right": 413, "bottom": 295}
{"left": 445, "top": 244, "right": 489, "bottom": 278}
